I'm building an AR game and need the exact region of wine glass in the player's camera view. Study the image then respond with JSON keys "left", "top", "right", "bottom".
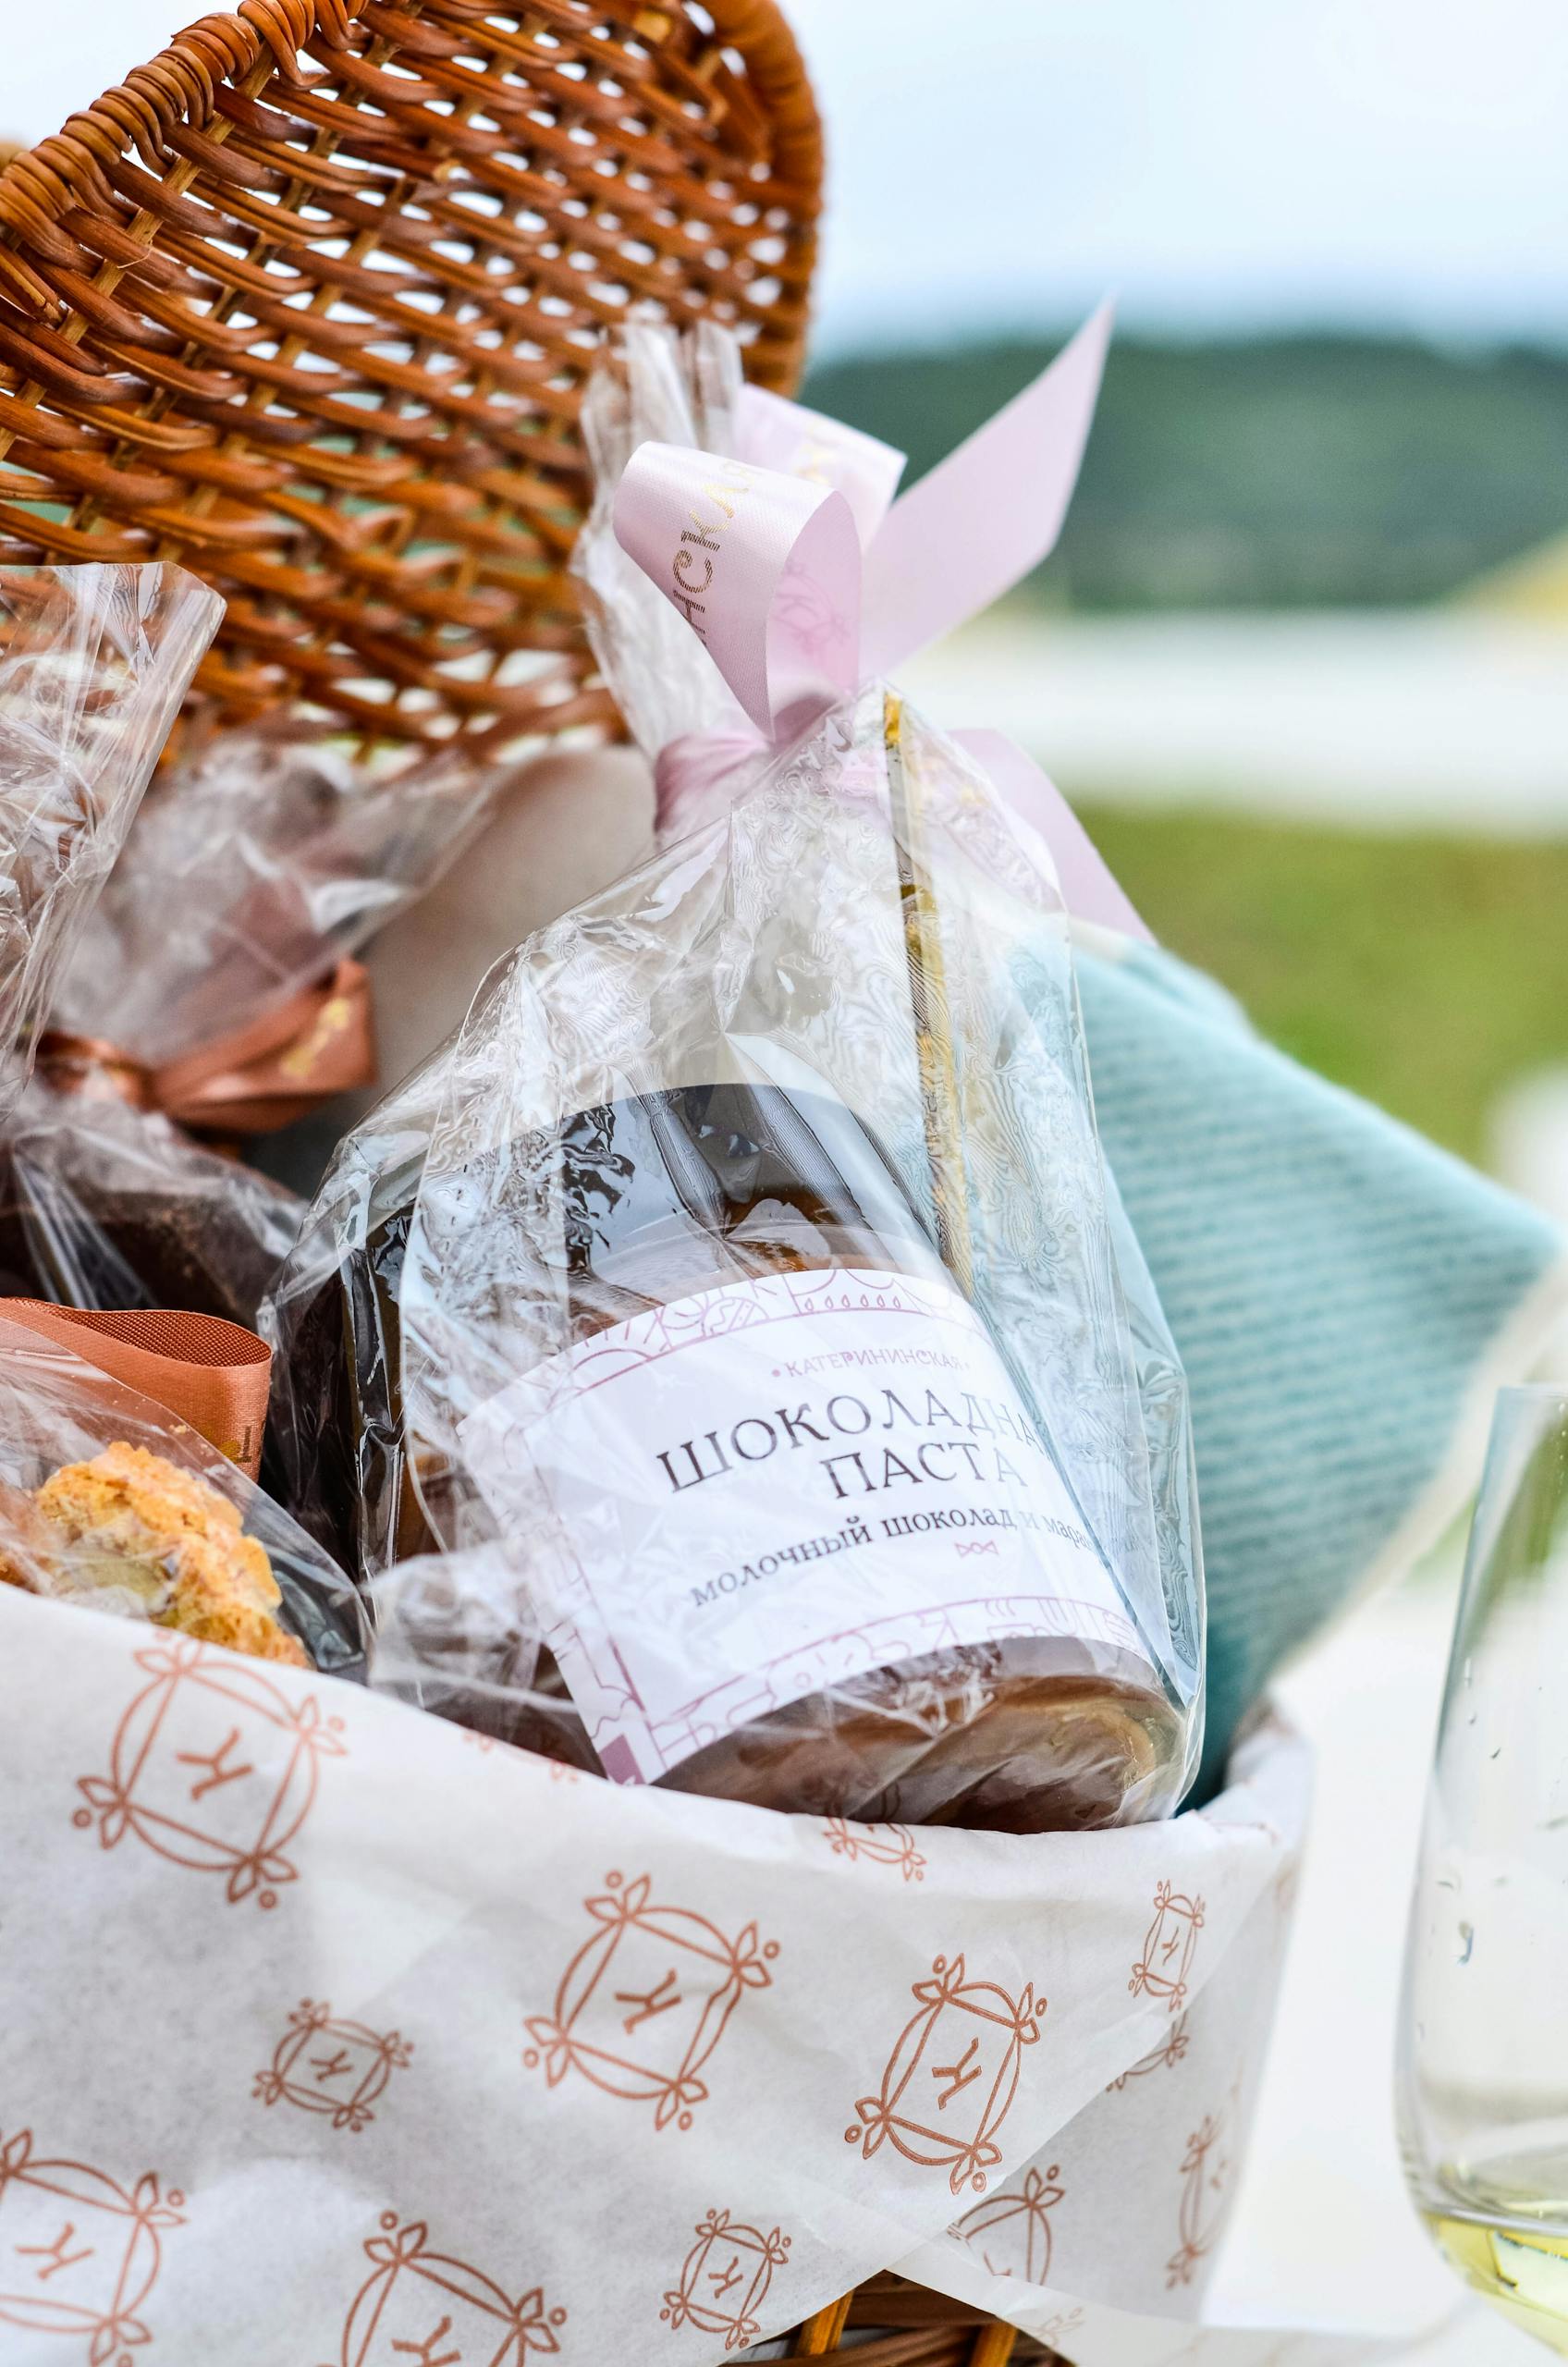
{"left": 1398, "top": 1383, "right": 1568, "bottom": 2353}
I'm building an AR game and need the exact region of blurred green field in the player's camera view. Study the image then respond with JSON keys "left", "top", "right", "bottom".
{"left": 804, "top": 332, "right": 1568, "bottom": 609}
{"left": 1075, "top": 804, "right": 1568, "bottom": 1168}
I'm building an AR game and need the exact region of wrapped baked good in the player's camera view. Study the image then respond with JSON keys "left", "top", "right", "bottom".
{"left": 0, "top": 1074, "right": 301, "bottom": 1327}
{"left": 5, "top": 1444, "right": 310, "bottom": 1668}
{"left": 51, "top": 719, "right": 504, "bottom": 1116}
{"left": 0, "top": 717, "right": 510, "bottom": 1329}
{"left": 0, "top": 563, "right": 221, "bottom": 1120}
{"left": 0, "top": 1310, "right": 363, "bottom": 1674}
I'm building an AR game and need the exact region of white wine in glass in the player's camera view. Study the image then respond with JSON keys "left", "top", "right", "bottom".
{"left": 1398, "top": 1385, "right": 1568, "bottom": 2353}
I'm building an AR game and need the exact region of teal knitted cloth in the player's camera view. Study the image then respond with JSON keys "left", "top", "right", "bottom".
{"left": 1071, "top": 938, "right": 1568, "bottom": 1801}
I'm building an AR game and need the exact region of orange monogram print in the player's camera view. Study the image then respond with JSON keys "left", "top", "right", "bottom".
{"left": 1129, "top": 1882, "right": 1206, "bottom": 2015}
{"left": 822, "top": 1818, "right": 926, "bottom": 1883}
{"left": 329, "top": 2213, "right": 563, "bottom": 2366}
{"left": 1166, "top": 2113, "right": 1231, "bottom": 2288}
{"left": 951, "top": 2162, "right": 1064, "bottom": 2283}
{"left": 1035, "top": 2304, "right": 1085, "bottom": 2349}
{"left": 1109, "top": 2013, "right": 1191, "bottom": 2091}
{"left": 0, "top": 2127, "right": 184, "bottom": 2365}
{"left": 522, "top": 1870, "right": 778, "bottom": 2132}
{"left": 73, "top": 1638, "right": 346, "bottom": 1908}
{"left": 254, "top": 2001, "right": 413, "bottom": 2133}
{"left": 847, "top": 1954, "right": 1045, "bottom": 2196}
{"left": 455, "top": 1730, "right": 561, "bottom": 1773}
{"left": 660, "top": 2210, "right": 790, "bottom": 2349}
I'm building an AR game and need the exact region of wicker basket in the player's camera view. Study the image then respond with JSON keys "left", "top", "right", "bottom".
{"left": 788, "top": 2280, "right": 1056, "bottom": 2363}
{"left": 0, "top": 0, "right": 821, "bottom": 750}
{"left": 0, "top": 15, "right": 1067, "bottom": 2360}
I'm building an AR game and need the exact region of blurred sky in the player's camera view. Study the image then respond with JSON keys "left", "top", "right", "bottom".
{"left": 18, "top": 0, "right": 1568, "bottom": 354}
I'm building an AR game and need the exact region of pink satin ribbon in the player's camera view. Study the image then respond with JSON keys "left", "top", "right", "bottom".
{"left": 612, "top": 448, "right": 862, "bottom": 742}
{"left": 613, "top": 303, "right": 1151, "bottom": 944}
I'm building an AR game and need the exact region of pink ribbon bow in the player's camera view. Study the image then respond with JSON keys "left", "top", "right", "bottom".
{"left": 611, "top": 304, "right": 1149, "bottom": 943}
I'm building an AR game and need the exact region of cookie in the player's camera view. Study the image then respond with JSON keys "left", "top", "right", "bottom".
{"left": 3, "top": 1441, "right": 307, "bottom": 1667}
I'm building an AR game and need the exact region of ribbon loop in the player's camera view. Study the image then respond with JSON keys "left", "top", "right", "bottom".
{"left": 0, "top": 1303, "right": 272, "bottom": 1478}
{"left": 613, "top": 444, "right": 862, "bottom": 741}
{"left": 733, "top": 382, "right": 906, "bottom": 546}
{"left": 612, "top": 301, "right": 1150, "bottom": 943}
{"left": 38, "top": 958, "right": 376, "bottom": 1137}
{"left": 614, "top": 305, "right": 1113, "bottom": 759}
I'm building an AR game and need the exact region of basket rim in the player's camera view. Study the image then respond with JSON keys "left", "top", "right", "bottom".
{"left": 0, "top": 0, "right": 822, "bottom": 745}
{"left": 0, "top": 0, "right": 824, "bottom": 267}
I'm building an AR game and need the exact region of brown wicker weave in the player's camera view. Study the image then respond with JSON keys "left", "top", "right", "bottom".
{"left": 788, "top": 2283, "right": 1061, "bottom": 2363}
{"left": 0, "top": 0, "right": 821, "bottom": 749}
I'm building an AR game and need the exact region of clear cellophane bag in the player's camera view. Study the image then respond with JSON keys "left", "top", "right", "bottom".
{"left": 270, "top": 327, "right": 1204, "bottom": 1834}
{"left": 10, "top": 702, "right": 513, "bottom": 1328}
{"left": 0, "top": 563, "right": 220, "bottom": 1120}
{"left": 0, "top": 1313, "right": 364, "bottom": 1675}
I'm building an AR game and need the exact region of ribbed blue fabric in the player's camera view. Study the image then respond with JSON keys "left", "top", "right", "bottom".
{"left": 1072, "top": 941, "right": 1566, "bottom": 1801}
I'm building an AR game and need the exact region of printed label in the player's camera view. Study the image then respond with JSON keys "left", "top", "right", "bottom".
{"left": 460, "top": 1268, "right": 1136, "bottom": 1784}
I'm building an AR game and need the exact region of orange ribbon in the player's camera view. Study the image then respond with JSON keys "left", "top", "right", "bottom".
{"left": 0, "top": 1302, "right": 272, "bottom": 1479}
{"left": 37, "top": 958, "right": 376, "bottom": 1136}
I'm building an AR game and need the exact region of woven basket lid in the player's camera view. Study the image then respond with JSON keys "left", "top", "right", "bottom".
{"left": 0, "top": 0, "right": 821, "bottom": 750}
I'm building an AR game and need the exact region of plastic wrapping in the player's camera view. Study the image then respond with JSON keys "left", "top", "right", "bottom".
{"left": 0, "top": 714, "right": 508, "bottom": 1329}
{"left": 0, "top": 564, "right": 221, "bottom": 1121}
{"left": 264, "top": 322, "right": 1206, "bottom": 1832}
{"left": 266, "top": 881, "right": 1206, "bottom": 1817}
{"left": 361, "top": 688, "right": 1198, "bottom": 1830}
{"left": 54, "top": 719, "right": 508, "bottom": 1074}
{"left": 263, "top": 1056, "right": 602, "bottom": 1778}
{"left": 366, "top": 1543, "right": 601, "bottom": 1770}
{"left": 571, "top": 319, "right": 753, "bottom": 807}
{"left": 270, "top": 914, "right": 1209, "bottom": 1814}
{"left": 263, "top": 1049, "right": 449, "bottom": 1584}
{"left": 0, "top": 1074, "right": 301, "bottom": 1326}
{"left": 0, "top": 1313, "right": 364, "bottom": 1674}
